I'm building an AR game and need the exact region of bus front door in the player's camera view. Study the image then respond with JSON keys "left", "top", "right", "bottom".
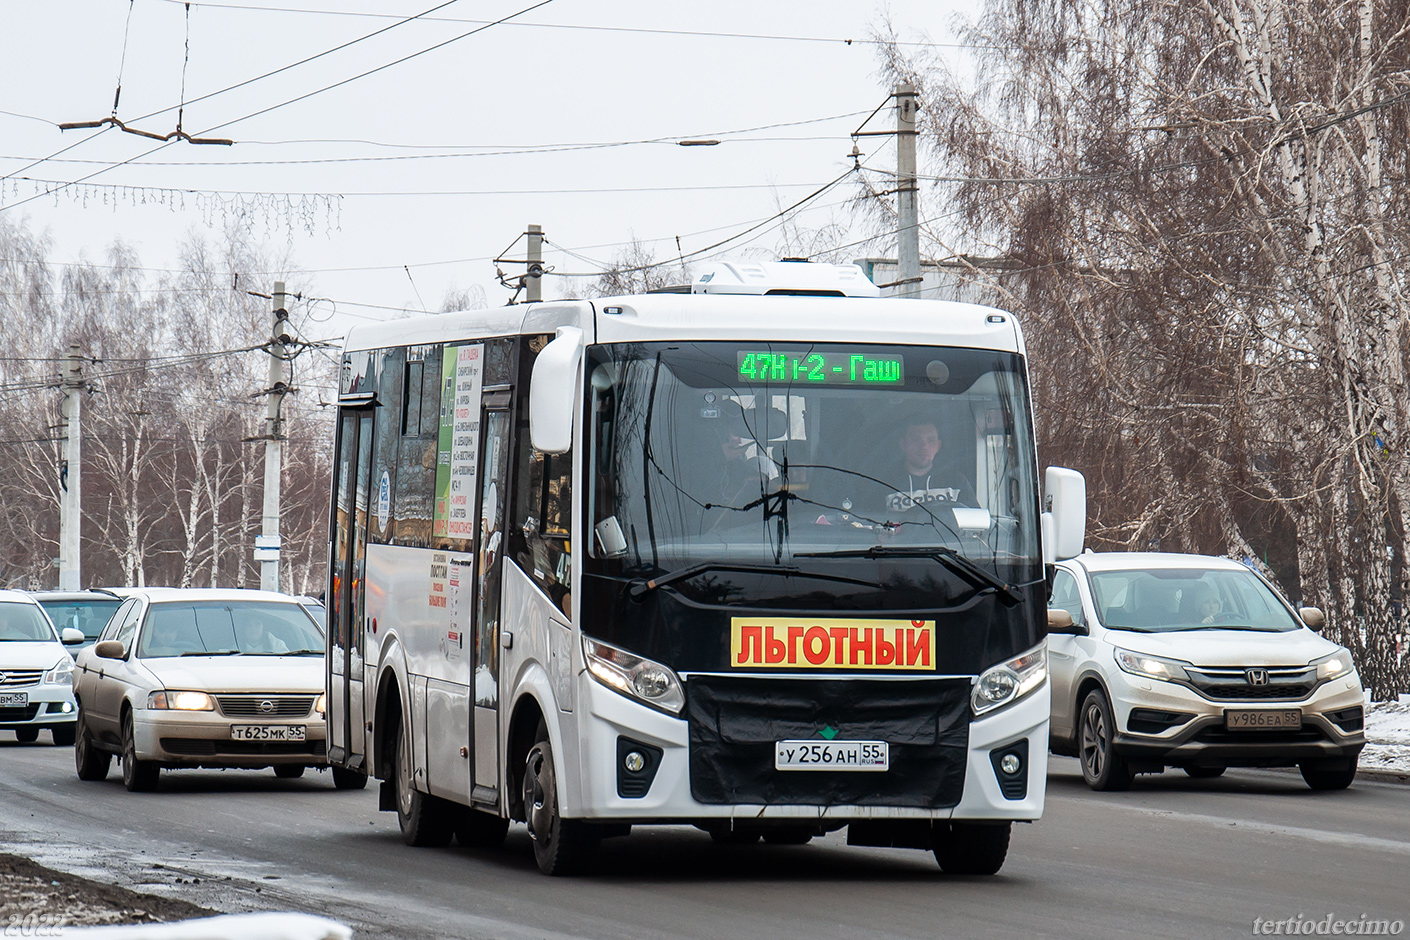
{"left": 471, "top": 401, "right": 511, "bottom": 809}
{"left": 329, "top": 408, "right": 374, "bottom": 773}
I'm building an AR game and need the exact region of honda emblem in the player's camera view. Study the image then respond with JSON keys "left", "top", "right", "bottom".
{"left": 1246, "top": 668, "right": 1270, "bottom": 686}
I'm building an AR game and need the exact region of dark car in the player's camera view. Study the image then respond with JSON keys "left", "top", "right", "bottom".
{"left": 29, "top": 591, "right": 126, "bottom": 653}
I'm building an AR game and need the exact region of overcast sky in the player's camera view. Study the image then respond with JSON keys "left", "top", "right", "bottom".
{"left": 1, "top": 0, "right": 978, "bottom": 340}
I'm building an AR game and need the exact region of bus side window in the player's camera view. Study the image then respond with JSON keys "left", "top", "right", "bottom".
{"left": 517, "top": 449, "right": 572, "bottom": 615}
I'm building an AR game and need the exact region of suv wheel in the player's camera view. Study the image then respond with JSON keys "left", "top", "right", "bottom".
{"left": 1079, "top": 689, "right": 1133, "bottom": 791}
{"left": 1300, "top": 759, "right": 1357, "bottom": 791}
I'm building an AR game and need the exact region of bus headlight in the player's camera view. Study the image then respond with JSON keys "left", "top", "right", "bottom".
{"left": 584, "top": 637, "right": 685, "bottom": 715}
{"left": 972, "top": 644, "right": 1047, "bottom": 717}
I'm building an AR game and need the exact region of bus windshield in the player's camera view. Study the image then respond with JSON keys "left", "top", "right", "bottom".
{"left": 586, "top": 341, "right": 1039, "bottom": 573}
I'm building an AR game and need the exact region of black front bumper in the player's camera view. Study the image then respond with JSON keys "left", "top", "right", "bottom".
{"left": 686, "top": 676, "right": 972, "bottom": 808}
{"left": 1113, "top": 715, "right": 1365, "bottom": 768}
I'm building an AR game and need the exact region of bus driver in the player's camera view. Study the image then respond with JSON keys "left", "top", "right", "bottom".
{"left": 881, "top": 417, "right": 975, "bottom": 515}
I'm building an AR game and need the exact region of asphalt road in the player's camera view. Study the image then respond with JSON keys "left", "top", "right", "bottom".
{"left": 0, "top": 732, "right": 1405, "bottom": 940}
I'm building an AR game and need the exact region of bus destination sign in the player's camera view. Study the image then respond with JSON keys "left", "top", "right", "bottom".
{"left": 737, "top": 351, "right": 904, "bottom": 385}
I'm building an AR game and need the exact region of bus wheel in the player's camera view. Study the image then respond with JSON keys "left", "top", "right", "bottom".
{"left": 523, "top": 723, "right": 599, "bottom": 875}
{"left": 932, "top": 822, "right": 1010, "bottom": 875}
{"left": 393, "top": 718, "right": 453, "bottom": 847}
{"left": 455, "top": 807, "right": 510, "bottom": 848}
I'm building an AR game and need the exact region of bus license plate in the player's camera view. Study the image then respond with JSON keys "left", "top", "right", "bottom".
{"left": 1224, "top": 709, "right": 1301, "bottom": 730}
{"left": 230, "top": 724, "right": 306, "bottom": 741}
{"left": 0, "top": 692, "right": 27, "bottom": 707}
{"left": 775, "top": 740, "right": 888, "bottom": 771}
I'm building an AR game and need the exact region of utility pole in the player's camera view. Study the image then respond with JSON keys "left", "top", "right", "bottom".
{"left": 258, "top": 282, "right": 291, "bottom": 592}
{"left": 895, "top": 83, "right": 922, "bottom": 300}
{"left": 57, "top": 345, "right": 83, "bottom": 590}
{"left": 526, "top": 224, "right": 543, "bottom": 303}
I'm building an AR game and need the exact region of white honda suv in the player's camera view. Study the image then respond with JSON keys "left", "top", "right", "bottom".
{"left": 1046, "top": 553, "right": 1365, "bottom": 791}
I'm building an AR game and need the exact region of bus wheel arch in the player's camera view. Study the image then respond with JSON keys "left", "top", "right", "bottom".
{"left": 373, "top": 669, "right": 404, "bottom": 780}
{"left": 506, "top": 694, "right": 547, "bottom": 822}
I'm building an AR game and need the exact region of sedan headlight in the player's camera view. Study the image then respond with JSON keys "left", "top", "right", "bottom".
{"left": 584, "top": 637, "right": 685, "bottom": 714}
{"left": 972, "top": 644, "right": 1047, "bottom": 716}
{"left": 1113, "top": 647, "right": 1191, "bottom": 683}
{"left": 314, "top": 693, "right": 327, "bottom": 716}
{"left": 1314, "top": 649, "right": 1356, "bottom": 681}
{"left": 44, "top": 658, "right": 74, "bottom": 686}
{"left": 148, "top": 690, "right": 215, "bottom": 711}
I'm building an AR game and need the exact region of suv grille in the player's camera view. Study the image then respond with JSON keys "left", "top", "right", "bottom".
{"left": 215, "top": 695, "right": 316, "bottom": 718}
{"left": 1184, "top": 665, "right": 1316, "bottom": 701}
{"left": 0, "top": 670, "right": 42, "bottom": 688}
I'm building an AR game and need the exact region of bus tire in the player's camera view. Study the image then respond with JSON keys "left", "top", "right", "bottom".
{"left": 762, "top": 828, "right": 814, "bottom": 845}
{"left": 523, "top": 723, "right": 599, "bottom": 875}
{"left": 331, "top": 766, "right": 369, "bottom": 790}
{"left": 392, "top": 717, "right": 453, "bottom": 847}
{"left": 932, "top": 822, "right": 1011, "bottom": 875}
{"left": 455, "top": 808, "right": 510, "bottom": 848}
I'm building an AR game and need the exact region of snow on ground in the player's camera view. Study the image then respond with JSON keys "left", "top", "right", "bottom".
{"left": 1362, "top": 700, "right": 1410, "bottom": 774}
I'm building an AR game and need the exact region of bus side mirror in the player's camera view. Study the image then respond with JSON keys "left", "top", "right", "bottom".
{"left": 1041, "top": 467, "right": 1086, "bottom": 562}
{"left": 529, "top": 326, "right": 584, "bottom": 455}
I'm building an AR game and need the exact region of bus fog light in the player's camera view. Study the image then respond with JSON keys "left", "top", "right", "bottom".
{"left": 624, "top": 751, "right": 646, "bottom": 773}
{"left": 1000, "top": 753, "right": 1022, "bottom": 775}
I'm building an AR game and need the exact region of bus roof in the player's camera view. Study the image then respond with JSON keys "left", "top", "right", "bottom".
{"left": 343, "top": 294, "right": 1025, "bottom": 354}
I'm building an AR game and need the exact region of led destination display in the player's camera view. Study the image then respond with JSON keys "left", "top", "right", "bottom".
{"left": 737, "top": 351, "right": 905, "bottom": 385}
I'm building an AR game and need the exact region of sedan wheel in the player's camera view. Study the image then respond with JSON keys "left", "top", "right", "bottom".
{"left": 74, "top": 709, "right": 111, "bottom": 782}
{"left": 1079, "top": 690, "right": 1133, "bottom": 791}
{"left": 14, "top": 727, "right": 39, "bottom": 744}
{"left": 120, "top": 714, "right": 160, "bottom": 792}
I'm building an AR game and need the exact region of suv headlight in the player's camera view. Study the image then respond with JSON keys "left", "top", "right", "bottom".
{"left": 148, "top": 690, "right": 215, "bottom": 711}
{"left": 44, "top": 658, "right": 74, "bottom": 686}
{"left": 584, "top": 637, "right": 685, "bottom": 715}
{"left": 1113, "top": 648, "right": 1191, "bottom": 683}
{"left": 1313, "top": 649, "right": 1356, "bottom": 681}
{"left": 972, "top": 644, "right": 1047, "bottom": 716}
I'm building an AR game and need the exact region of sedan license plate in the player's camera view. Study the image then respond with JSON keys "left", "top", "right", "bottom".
{"left": 229, "top": 724, "right": 306, "bottom": 742}
{"left": 1225, "top": 709, "right": 1301, "bottom": 731}
{"left": 0, "top": 692, "right": 27, "bottom": 707}
{"left": 775, "top": 740, "right": 888, "bottom": 771}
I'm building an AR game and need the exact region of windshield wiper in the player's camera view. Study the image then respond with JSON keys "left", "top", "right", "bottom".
{"left": 628, "top": 562, "right": 880, "bottom": 599}
{"left": 793, "top": 545, "right": 1025, "bottom": 606}
{"left": 1165, "top": 624, "right": 1284, "bottom": 633}
{"left": 180, "top": 649, "right": 242, "bottom": 657}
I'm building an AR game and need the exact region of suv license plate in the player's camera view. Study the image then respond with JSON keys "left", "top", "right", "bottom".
{"left": 1225, "top": 709, "right": 1301, "bottom": 731}
{"left": 230, "top": 724, "right": 306, "bottom": 741}
{"left": 775, "top": 740, "right": 888, "bottom": 771}
{"left": 0, "top": 692, "right": 27, "bottom": 707}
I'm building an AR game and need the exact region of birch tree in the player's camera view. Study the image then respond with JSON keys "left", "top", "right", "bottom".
{"left": 875, "top": 0, "right": 1410, "bottom": 696}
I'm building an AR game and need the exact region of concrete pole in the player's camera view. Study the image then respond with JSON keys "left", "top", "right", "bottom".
{"left": 526, "top": 224, "right": 543, "bottom": 303}
{"left": 896, "top": 83, "right": 922, "bottom": 299}
{"left": 58, "top": 345, "right": 83, "bottom": 590}
{"left": 260, "top": 282, "right": 290, "bottom": 592}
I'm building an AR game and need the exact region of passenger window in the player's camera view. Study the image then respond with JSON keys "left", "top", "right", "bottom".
{"left": 101, "top": 600, "right": 136, "bottom": 641}
{"left": 114, "top": 605, "right": 142, "bottom": 654}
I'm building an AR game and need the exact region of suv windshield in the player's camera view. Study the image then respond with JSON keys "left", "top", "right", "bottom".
{"left": 586, "top": 341, "right": 1039, "bottom": 574}
{"left": 37, "top": 598, "right": 123, "bottom": 644}
{"left": 137, "top": 601, "right": 326, "bottom": 658}
{"left": 1089, "top": 566, "right": 1303, "bottom": 633}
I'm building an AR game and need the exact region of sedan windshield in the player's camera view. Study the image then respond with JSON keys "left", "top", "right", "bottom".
{"left": 0, "top": 603, "right": 56, "bottom": 642}
{"left": 137, "top": 602, "right": 326, "bottom": 658}
{"left": 1089, "top": 567, "right": 1303, "bottom": 633}
{"left": 38, "top": 598, "right": 122, "bottom": 642}
{"left": 586, "top": 341, "right": 1039, "bottom": 574}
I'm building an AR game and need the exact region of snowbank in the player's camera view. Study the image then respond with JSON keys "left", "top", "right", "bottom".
{"left": 67, "top": 912, "right": 351, "bottom": 939}
{"left": 1363, "top": 701, "right": 1410, "bottom": 775}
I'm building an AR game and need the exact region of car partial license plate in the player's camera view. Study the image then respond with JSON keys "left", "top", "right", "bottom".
{"left": 1224, "top": 709, "right": 1301, "bottom": 731}
{"left": 0, "top": 692, "right": 27, "bottom": 707}
{"left": 230, "top": 724, "right": 306, "bottom": 741}
{"left": 775, "top": 740, "right": 888, "bottom": 771}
